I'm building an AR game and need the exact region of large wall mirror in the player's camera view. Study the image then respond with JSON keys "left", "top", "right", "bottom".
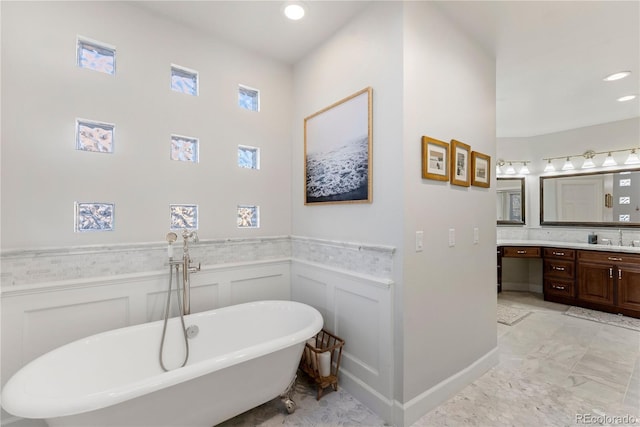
{"left": 497, "top": 177, "right": 525, "bottom": 225}
{"left": 540, "top": 168, "right": 640, "bottom": 227}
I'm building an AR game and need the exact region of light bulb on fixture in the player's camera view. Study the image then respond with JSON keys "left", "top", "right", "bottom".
{"left": 543, "top": 159, "right": 555, "bottom": 173}
{"left": 505, "top": 162, "right": 516, "bottom": 174}
{"left": 625, "top": 149, "right": 640, "bottom": 165}
{"left": 602, "top": 152, "right": 617, "bottom": 167}
{"left": 581, "top": 150, "right": 596, "bottom": 169}
{"left": 520, "top": 162, "right": 530, "bottom": 174}
{"left": 562, "top": 157, "right": 574, "bottom": 171}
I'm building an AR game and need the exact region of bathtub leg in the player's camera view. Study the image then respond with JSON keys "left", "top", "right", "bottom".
{"left": 280, "top": 374, "right": 297, "bottom": 414}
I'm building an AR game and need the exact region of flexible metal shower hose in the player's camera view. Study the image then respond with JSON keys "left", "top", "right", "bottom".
{"left": 159, "top": 264, "right": 190, "bottom": 371}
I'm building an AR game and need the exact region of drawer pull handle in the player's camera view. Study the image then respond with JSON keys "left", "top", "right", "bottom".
{"left": 552, "top": 252, "right": 565, "bottom": 256}
{"left": 517, "top": 250, "right": 527, "bottom": 254}
{"left": 608, "top": 257, "right": 623, "bottom": 261}
{"left": 619, "top": 269, "right": 622, "bottom": 280}
{"left": 552, "top": 285, "right": 566, "bottom": 290}
{"left": 609, "top": 267, "right": 613, "bottom": 279}
{"left": 552, "top": 266, "right": 565, "bottom": 271}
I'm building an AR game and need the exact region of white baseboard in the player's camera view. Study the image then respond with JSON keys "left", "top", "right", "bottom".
{"left": 338, "top": 368, "right": 394, "bottom": 425}
{"left": 393, "top": 346, "right": 499, "bottom": 427}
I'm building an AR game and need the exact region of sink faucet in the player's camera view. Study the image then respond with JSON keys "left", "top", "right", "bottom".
{"left": 619, "top": 229, "right": 623, "bottom": 246}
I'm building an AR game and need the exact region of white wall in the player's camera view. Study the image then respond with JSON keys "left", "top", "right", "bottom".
{"left": 399, "top": 2, "right": 497, "bottom": 423}
{"left": 1, "top": 1, "right": 293, "bottom": 250}
{"left": 292, "top": 2, "right": 497, "bottom": 425}
{"left": 292, "top": 2, "right": 405, "bottom": 422}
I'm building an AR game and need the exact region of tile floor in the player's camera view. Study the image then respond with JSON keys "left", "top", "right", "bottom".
{"left": 222, "top": 291, "right": 640, "bottom": 426}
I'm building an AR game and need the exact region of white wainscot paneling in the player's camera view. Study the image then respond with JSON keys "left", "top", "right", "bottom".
{"left": 291, "top": 259, "right": 394, "bottom": 421}
{"left": 1, "top": 259, "right": 290, "bottom": 393}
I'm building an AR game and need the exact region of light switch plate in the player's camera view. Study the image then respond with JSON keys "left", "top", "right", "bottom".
{"left": 416, "top": 231, "right": 424, "bottom": 252}
{"left": 448, "top": 228, "right": 455, "bottom": 247}
{"left": 473, "top": 227, "right": 479, "bottom": 244}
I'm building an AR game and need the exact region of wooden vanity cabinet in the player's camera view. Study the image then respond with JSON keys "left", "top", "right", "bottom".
{"left": 543, "top": 248, "right": 576, "bottom": 302}
{"left": 576, "top": 251, "right": 640, "bottom": 317}
{"left": 502, "top": 246, "right": 541, "bottom": 258}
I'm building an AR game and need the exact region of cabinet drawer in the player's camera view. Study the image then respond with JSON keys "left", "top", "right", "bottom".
{"left": 544, "top": 279, "right": 574, "bottom": 298}
{"left": 544, "top": 247, "right": 575, "bottom": 260}
{"left": 577, "top": 250, "right": 640, "bottom": 265}
{"left": 544, "top": 259, "right": 575, "bottom": 279}
{"left": 502, "top": 246, "right": 541, "bottom": 258}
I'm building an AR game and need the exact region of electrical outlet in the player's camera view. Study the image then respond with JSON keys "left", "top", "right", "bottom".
{"left": 416, "top": 231, "right": 424, "bottom": 252}
{"left": 448, "top": 228, "right": 455, "bottom": 247}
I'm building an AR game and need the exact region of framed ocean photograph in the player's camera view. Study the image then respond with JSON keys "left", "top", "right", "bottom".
{"left": 304, "top": 87, "right": 373, "bottom": 205}
{"left": 421, "top": 136, "right": 449, "bottom": 181}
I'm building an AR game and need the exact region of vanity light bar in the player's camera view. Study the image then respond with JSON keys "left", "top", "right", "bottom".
{"left": 496, "top": 159, "right": 530, "bottom": 175}
{"left": 542, "top": 147, "right": 640, "bottom": 171}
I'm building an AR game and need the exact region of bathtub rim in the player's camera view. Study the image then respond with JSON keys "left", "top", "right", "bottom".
{"left": 1, "top": 299, "right": 323, "bottom": 420}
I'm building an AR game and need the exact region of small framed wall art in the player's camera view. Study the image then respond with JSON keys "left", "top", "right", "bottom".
{"left": 450, "top": 139, "right": 471, "bottom": 187}
{"left": 471, "top": 151, "right": 491, "bottom": 188}
{"left": 421, "top": 136, "right": 449, "bottom": 181}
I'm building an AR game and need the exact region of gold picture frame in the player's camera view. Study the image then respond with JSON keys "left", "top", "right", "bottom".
{"left": 304, "top": 87, "right": 373, "bottom": 205}
{"left": 450, "top": 139, "right": 471, "bottom": 187}
{"left": 471, "top": 151, "right": 491, "bottom": 188}
{"left": 421, "top": 136, "right": 449, "bottom": 181}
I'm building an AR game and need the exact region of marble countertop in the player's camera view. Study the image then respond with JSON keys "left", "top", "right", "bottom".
{"left": 497, "top": 239, "right": 640, "bottom": 254}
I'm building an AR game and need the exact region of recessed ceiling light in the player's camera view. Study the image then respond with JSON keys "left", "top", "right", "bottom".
{"left": 283, "top": 2, "right": 305, "bottom": 20}
{"left": 617, "top": 95, "right": 637, "bottom": 102}
{"left": 604, "top": 71, "right": 631, "bottom": 81}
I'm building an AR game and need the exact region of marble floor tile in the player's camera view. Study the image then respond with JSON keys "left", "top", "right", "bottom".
{"left": 219, "top": 291, "right": 639, "bottom": 426}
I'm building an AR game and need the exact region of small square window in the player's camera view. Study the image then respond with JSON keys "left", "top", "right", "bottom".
{"left": 237, "top": 205, "right": 259, "bottom": 228}
{"left": 238, "top": 145, "right": 260, "bottom": 169}
{"left": 77, "top": 37, "right": 115, "bottom": 75}
{"left": 238, "top": 85, "right": 259, "bottom": 111}
{"left": 170, "top": 204, "right": 198, "bottom": 230}
{"left": 171, "top": 65, "right": 198, "bottom": 96}
{"left": 76, "top": 119, "right": 114, "bottom": 153}
{"left": 619, "top": 196, "right": 631, "bottom": 205}
{"left": 171, "top": 135, "right": 199, "bottom": 163}
{"left": 75, "top": 202, "right": 114, "bottom": 232}
{"left": 619, "top": 214, "right": 631, "bottom": 222}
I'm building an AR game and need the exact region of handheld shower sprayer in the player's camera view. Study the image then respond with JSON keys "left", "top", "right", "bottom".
{"left": 166, "top": 232, "right": 178, "bottom": 259}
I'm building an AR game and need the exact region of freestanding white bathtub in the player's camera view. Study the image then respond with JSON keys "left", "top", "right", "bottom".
{"left": 2, "top": 300, "right": 323, "bottom": 427}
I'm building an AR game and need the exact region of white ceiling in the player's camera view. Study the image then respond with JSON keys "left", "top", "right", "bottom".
{"left": 137, "top": 1, "right": 640, "bottom": 138}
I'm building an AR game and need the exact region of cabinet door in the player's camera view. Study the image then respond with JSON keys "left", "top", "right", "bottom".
{"left": 619, "top": 264, "right": 640, "bottom": 312}
{"left": 577, "top": 262, "right": 614, "bottom": 306}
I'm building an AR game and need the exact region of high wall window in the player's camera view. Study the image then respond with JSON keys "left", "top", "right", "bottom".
{"left": 238, "top": 145, "right": 259, "bottom": 169}
{"left": 237, "top": 205, "right": 259, "bottom": 228}
{"left": 77, "top": 37, "right": 115, "bottom": 75}
{"left": 170, "top": 204, "right": 198, "bottom": 230}
{"left": 171, "top": 65, "right": 198, "bottom": 96}
{"left": 238, "top": 85, "right": 259, "bottom": 111}
{"left": 76, "top": 119, "right": 114, "bottom": 153}
{"left": 75, "top": 202, "right": 115, "bottom": 232}
{"left": 171, "top": 135, "right": 199, "bottom": 163}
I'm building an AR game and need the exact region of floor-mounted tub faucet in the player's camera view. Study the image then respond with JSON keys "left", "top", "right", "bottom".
{"left": 180, "top": 229, "right": 200, "bottom": 315}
